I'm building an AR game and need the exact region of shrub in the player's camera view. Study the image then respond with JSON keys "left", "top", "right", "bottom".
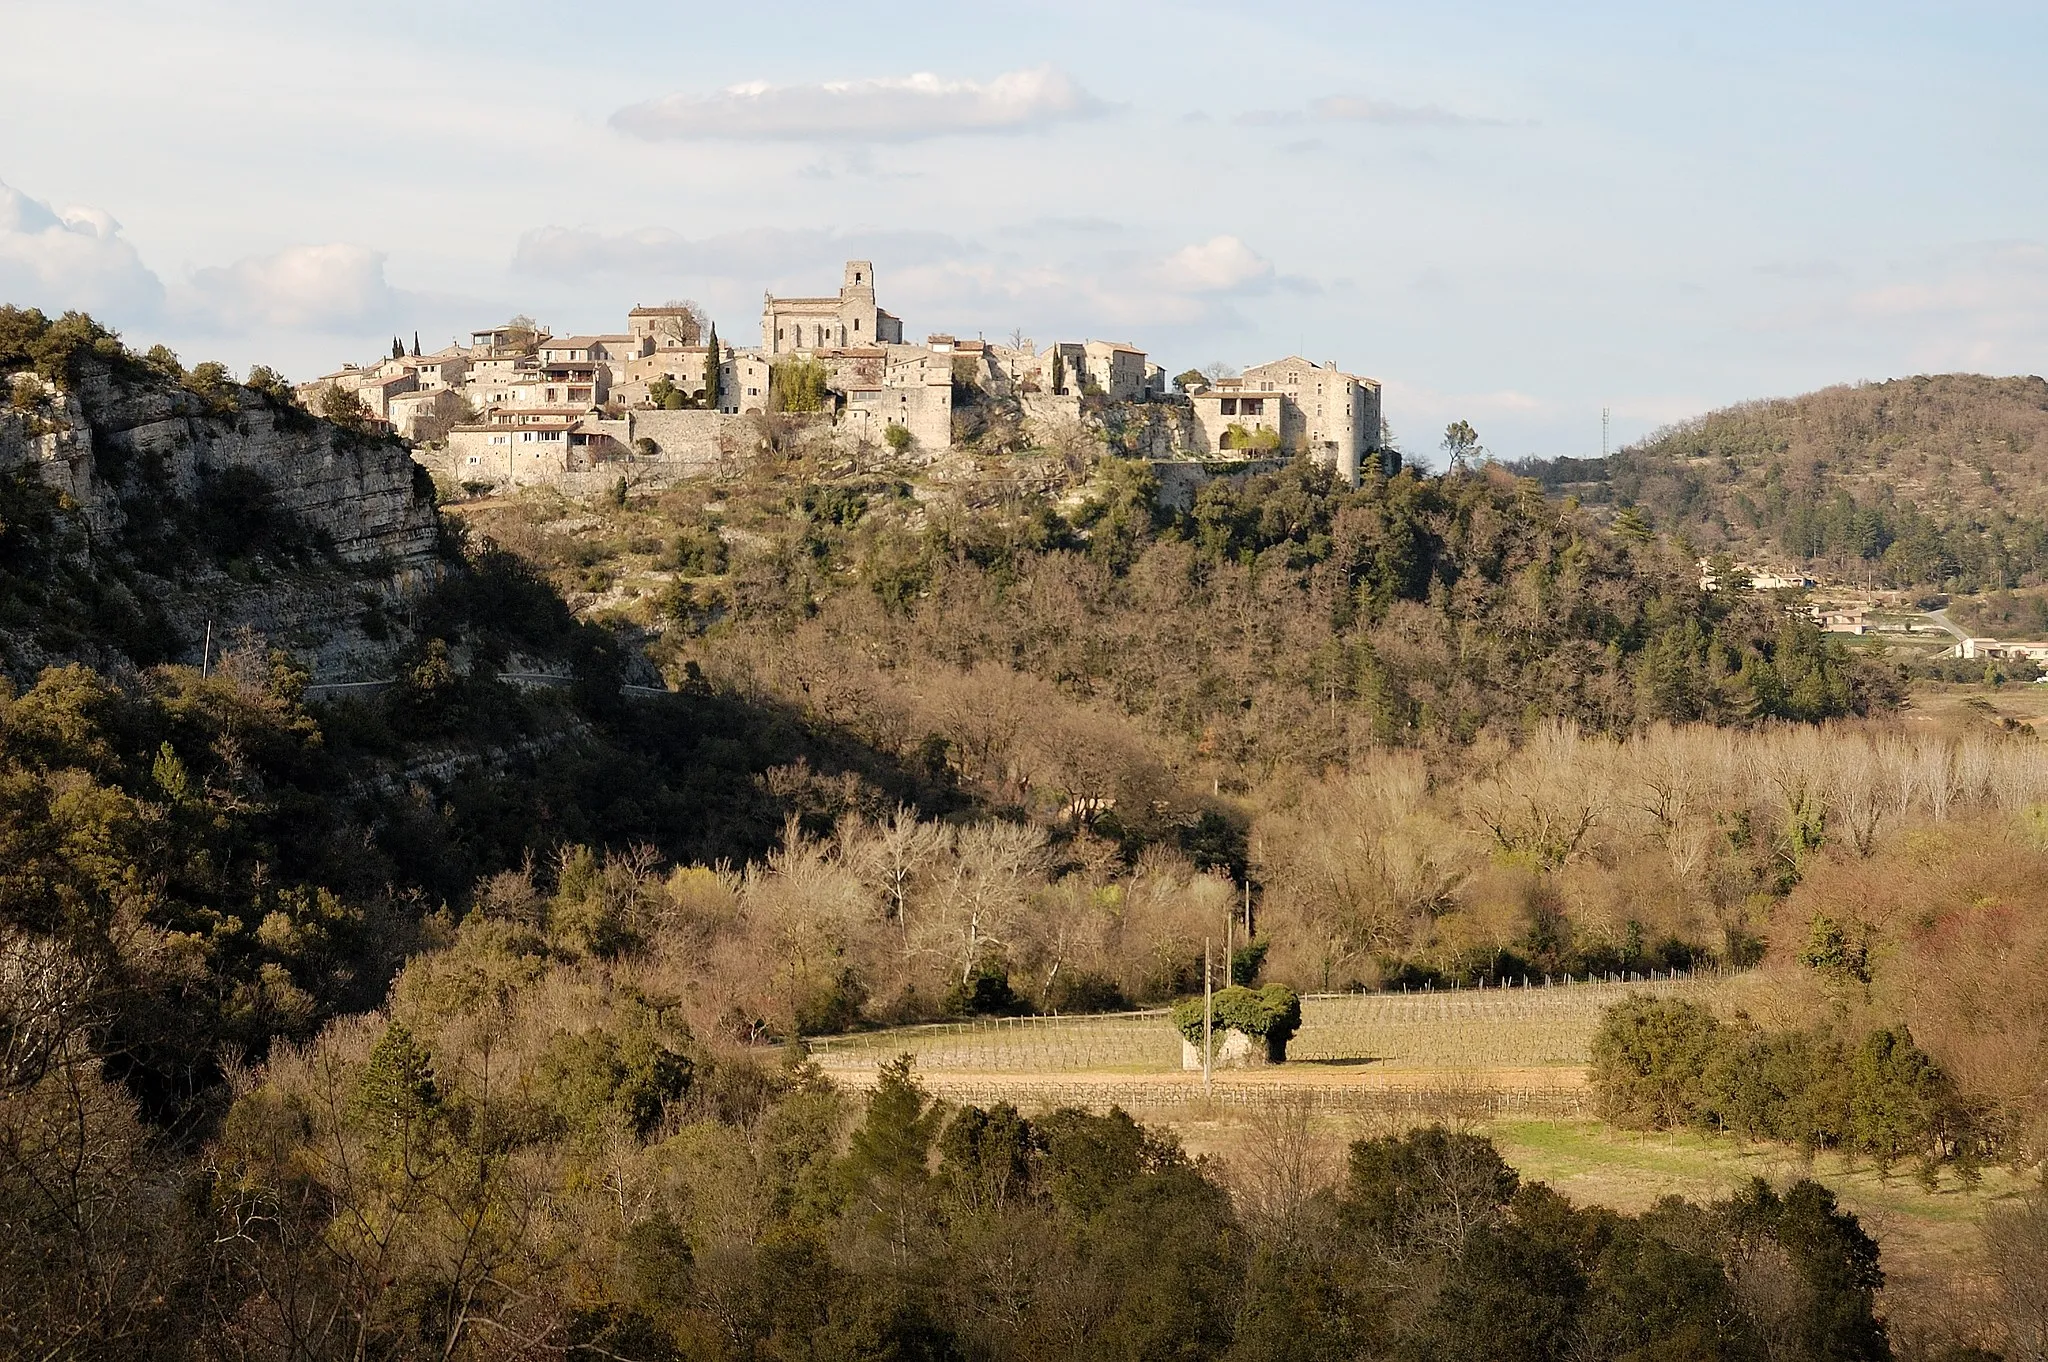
{"left": 884, "top": 422, "right": 914, "bottom": 453}
{"left": 186, "top": 361, "right": 234, "bottom": 411}
{"left": 943, "top": 962, "right": 1026, "bottom": 1017}
{"left": 1220, "top": 422, "right": 1282, "bottom": 453}
{"left": 1172, "top": 983, "right": 1301, "bottom": 1056}
{"left": 1588, "top": 996, "right": 1987, "bottom": 1178}
{"left": 244, "top": 365, "right": 293, "bottom": 404}
{"left": 317, "top": 383, "right": 374, "bottom": 432}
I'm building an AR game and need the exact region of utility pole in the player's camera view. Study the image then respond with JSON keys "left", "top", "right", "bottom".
{"left": 1203, "top": 936, "right": 1213, "bottom": 1096}
{"left": 1602, "top": 407, "right": 1611, "bottom": 459}
{"left": 201, "top": 620, "right": 213, "bottom": 679}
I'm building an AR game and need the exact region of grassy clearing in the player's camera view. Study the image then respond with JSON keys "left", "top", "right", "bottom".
{"left": 1486, "top": 1118, "right": 2031, "bottom": 1330}
{"left": 1152, "top": 1108, "right": 2028, "bottom": 1342}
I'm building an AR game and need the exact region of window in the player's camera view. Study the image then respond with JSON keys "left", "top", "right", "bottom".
{"left": 854, "top": 318, "right": 861, "bottom": 332}
{"left": 1220, "top": 398, "right": 1238, "bottom": 415}
{"left": 1242, "top": 398, "right": 1264, "bottom": 415}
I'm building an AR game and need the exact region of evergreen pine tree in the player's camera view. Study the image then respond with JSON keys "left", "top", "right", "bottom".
{"left": 352, "top": 1020, "right": 439, "bottom": 1142}
{"left": 391, "top": 336, "right": 403, "bottom": 360}
{"left": 412, "top": 330, "right": 420, "bottom": 357}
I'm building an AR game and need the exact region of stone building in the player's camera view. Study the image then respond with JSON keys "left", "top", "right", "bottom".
{"left": 377, "top": 257, "right": 1388, "bottom": 493}
{"left": 761, "top": 260, "right": 903, "bottom": 354}
{"left": 627, "top": 305, "right": 704, "bottom": 351}
{"left": 386, "top": 387, "right": 468, "bottom": 440}
{"left": 1188, "top": 357, "right": 1383, "bottom": 484}
{"left": 1188, "top": 379, "right": 1285, "bottom": 452}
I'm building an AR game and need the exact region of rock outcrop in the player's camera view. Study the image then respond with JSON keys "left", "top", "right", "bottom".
{"left": 0, "top": 361, "right": 442, "bottom": 681}
{"left": 5, "top": 368, "right": 437, "bottom": 567}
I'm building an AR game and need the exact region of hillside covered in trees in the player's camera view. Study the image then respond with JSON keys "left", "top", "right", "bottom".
{"left": 1512, "top": 374, "right": 2048, "bottom": 590}
{"left": 5, "top": 314, "right": 2048, "bottom": 1358}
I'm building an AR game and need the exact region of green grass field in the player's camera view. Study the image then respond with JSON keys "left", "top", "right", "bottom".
{"left": 1487, "top": 1118, "right": 2029, "bottom": 1323}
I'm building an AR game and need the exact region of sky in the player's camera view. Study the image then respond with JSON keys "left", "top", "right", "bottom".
{"left": 4, "top": 0, "right": 2045, "bottom": 464}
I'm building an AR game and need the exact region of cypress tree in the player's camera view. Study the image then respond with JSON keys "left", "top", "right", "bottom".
{"left": 703, "top": 323, "right": 721, "bottom": 410}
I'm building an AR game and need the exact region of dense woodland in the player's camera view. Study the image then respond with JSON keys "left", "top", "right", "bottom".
{"left": 3, "top": 315, "right": 2047, "bottom": 1356}
{"left": 1511, "top": 375, "right": 2048, "bottom": 590}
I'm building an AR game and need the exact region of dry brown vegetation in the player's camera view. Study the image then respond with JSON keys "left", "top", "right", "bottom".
{"left": 404, "top": 719, "right": 2048, "bottom": 1170}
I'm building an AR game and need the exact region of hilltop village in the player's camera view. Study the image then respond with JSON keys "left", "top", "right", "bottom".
{"left": 298, "top": 261, "right": 1386, "bottom": 493}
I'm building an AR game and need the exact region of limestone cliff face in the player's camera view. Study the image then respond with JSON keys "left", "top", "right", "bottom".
{"left": 4, "top": 368, "right": 438, "bottom": 567}
{"left": 0, "top": 363, "right": 442, "bottom": 680}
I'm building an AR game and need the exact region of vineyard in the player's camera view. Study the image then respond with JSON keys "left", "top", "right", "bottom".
{"left": 805, "top": 972, "right": 1726, "bottom": 1077}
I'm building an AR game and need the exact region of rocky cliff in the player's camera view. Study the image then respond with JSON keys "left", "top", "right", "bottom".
{"left": 0, "top": 357, "right": 441, "bottom": 681}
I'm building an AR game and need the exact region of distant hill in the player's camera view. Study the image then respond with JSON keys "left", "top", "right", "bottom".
{"left": 1511, "top": 374, "right": 2048, "bottom": 590}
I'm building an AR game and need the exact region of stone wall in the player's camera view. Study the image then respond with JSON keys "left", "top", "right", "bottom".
{"left": 623, "top": 409, "right": 745, "bottom": 471}
{"left": 1148, "top": 457, "right": 1291, "bottom": 512}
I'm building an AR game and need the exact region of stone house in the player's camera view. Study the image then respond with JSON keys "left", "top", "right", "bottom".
{"left": 354, "top": 370, "right": 420, "bottom": 422}
{"left": 1241, "top": 357, "right": 1381, "bottom": 484}
{"left": 1187, "top": 358, "right": 1382, "bottom": 484}
{"left": 618, "top": 344, "right": 720, "bottom": 407}
{"left": 1018, "top": 340, "right": 1152, "bottom": 401}
{"left": 1188, "top": 380, "right": 1286, "bottom": 454}
{"left": 410, "top": 351, "right": 470, "bottom": 391}
{"left": 444, "top": 418, "right": 575, "bottom": 483}
{"left": 386, "top": 387, "right": 468, "bottom": 440}
{"left": 470, "top": 323, "right": 544, "bottom": 357}
{"left": 1082, "top": 340, "right": 1150, "bottom": 401}
{"left": 628, "top": 304, "right": 704, "bottom": 351}
{"left": 726, "top": 351, "right": 772, "bottom": 415}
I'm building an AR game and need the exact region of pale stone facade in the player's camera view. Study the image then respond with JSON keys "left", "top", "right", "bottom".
{"left": 761, "top": 261, "right": 902, "bottom": 354}
{"left": 1188, "top": 382, "right": 1286, "bottom": 453}
{"left": 628, "top": 305, "right": 704, "bottom": 351}
{"left": 385, "top": 387, "right": 468, "bottom": 440}
{"left": 1187, "top": 358, "right": 1383, "bottom": 484}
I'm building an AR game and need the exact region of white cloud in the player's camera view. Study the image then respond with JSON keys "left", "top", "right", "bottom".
{"left": 178, "top": 243, "right": 399, "bottom": 332}
{"left": 1154, "top": 236, "right": 1274, "bottom": 294}
{"left": 610, "top": 66, "right": 1106, "bottom": 143}
{"left": 0, "top": 179, "right": 164, "bottom": 318}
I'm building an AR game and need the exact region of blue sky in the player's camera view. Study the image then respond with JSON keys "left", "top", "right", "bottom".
{"left": 4, "top": 0, "right": 2044, "bottom": 463}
